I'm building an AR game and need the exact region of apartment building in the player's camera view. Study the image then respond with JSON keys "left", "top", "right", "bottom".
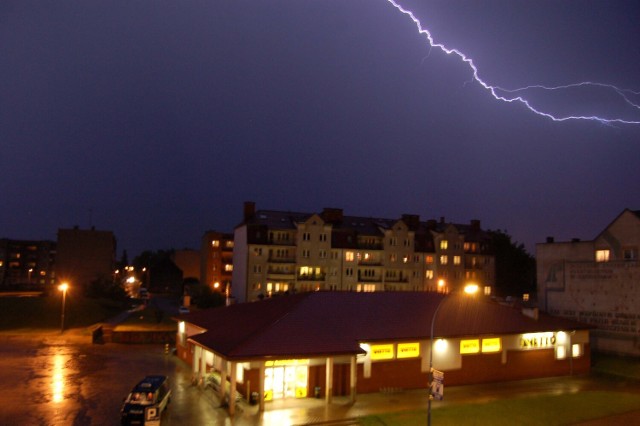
{"left": 232, "top": 202, "right": 495, "bottom": 303}
{"left": 56, "top": 226, "right": 116, "bottom": 291}
{"left": 201, "top": 231, "right": 234, "bottom": 293}
{"left": 0, "top": 238, "right": 57, "bottom": 288}
{"left": 537, "top": 208, "right": 640, "bottom": 356}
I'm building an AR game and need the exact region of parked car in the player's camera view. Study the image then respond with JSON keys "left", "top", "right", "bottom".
{"left": 121, "top": 375, "right": 171, "bottom": 425}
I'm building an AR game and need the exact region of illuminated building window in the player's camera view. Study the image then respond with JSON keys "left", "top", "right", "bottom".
{"left": 572, "top": 343, "right": 582, "bottom": 358}
{"left": 224, "top": 264, "right": 233, "bottom": 272}
{"left": 426, "top": 270, "right": 434, "bottom": 279}
{"left": 345, "top": 252, "right": 355, "bottom": 262}
{"left": 483, "top": 286, "right": 491, "bottom": 296}
{"left": 440, "top": 255, "right": 448, "bottom": 265}
{"left": 595, "top": 249, "right": 610, "bottom": 262}
{"left": 211, "top": 240, "right": 220, "bottom": 247}
{"left": 556, "top": 346, "right": 566, "bottom": 359}
{"left": 523, "top": 293, "right": 530, "bottom": 302}
{"left": 453, "top": 256, "right": 461, "bottom": 265}
{"left": 425, "top": 256, "right": 434, "bottom": 264}
{"left": 440, "top": 240, "right": 448, "bottom": 250}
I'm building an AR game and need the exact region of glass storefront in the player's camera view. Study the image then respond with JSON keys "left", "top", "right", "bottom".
{"left": 264, "top": 360, "right": 308, "bottom": 400}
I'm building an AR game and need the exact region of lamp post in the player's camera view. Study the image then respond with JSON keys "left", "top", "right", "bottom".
{"left": 58, "top": 282, "right": 68, "bottom": 333}
{"left": 428, "top": 283, "right": 479, "bottom": 426}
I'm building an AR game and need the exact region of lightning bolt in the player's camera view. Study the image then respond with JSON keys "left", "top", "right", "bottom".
{"left": 386, "top": 0, "right": 640, "bottom": 125}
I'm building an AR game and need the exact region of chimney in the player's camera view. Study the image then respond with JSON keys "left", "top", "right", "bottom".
{"left": 401, "top": 214, "right": 420, "bottom": 230}
{"left": 243, "top": 201, "right": 256, "bottom": 222}
{"left": 321, "top": 208, "right": 343, "bottom": 224}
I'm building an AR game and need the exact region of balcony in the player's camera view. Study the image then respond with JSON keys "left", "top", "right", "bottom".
{"left": 268, "top": 257, "right": 297, "bottom": 264}
{"left": 297, "top": 273, "right": 326, "bottom": 282}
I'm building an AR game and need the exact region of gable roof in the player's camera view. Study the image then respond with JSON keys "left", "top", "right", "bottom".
{"left": 181, "top": 292, "right": 591, "bottom": 361}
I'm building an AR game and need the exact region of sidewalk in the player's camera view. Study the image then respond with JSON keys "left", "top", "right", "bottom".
{"left": 207, "top": 375, "right": 640, "bottom": 426}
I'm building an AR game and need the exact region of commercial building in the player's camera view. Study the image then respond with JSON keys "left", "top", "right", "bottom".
{"left": 200, "top": 231, "right": 234, "bottom": 293}
{"left": 232, "top": 202, "right": 495, "bottom": 303}
{"left": 56, "top": 226, "right": 116, "bottom": 291}
{"left": 175, "top": 291, "right": 591, "bottom": 415}
{"left": 0, "top": 238, "right": 56, "bottom": 289}
{"left": 537, "top": 208, "right": 640, "bottom": 356}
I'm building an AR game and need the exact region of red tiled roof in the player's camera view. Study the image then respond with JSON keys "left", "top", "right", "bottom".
{"left": 183, "top": 292, "right": 591, "bottom": 360}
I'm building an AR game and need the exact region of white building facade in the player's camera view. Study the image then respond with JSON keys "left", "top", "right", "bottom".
{"left": 537, "top": 209, "right": 640, "bottom": 356}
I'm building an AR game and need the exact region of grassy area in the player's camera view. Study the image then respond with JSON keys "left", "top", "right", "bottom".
{"left": 0, "top": 294, "right": 123, "bottom": 330}
{"left": 362, "top": 391, "right": 640, "bottom": 426}
{"left": 592, "top": 352, "right": 640, "bottom": 380}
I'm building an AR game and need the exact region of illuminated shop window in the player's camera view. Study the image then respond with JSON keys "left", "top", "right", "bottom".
{"left": 572, "top": 344, "right": 582, "bottom": 358}
{"left": 556, "top": 346, "right": 567, "bottom": 359}
{"left": 595, "top": 249, "right": 610, "bottom": 262}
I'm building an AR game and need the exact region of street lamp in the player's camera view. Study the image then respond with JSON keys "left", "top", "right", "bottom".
{"left": 428, "top": 283, "right": 479, "bottom": 425}
{"left": 58, "top": 282, "right": 68, "bottom": 333}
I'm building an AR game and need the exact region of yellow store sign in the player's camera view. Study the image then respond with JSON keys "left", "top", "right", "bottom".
{"left": 370, "top": 344, "right": 394, "bottom": 360}
{"left": 482, "top": 338, "right": 502, "bottom": 353}
{"left": 397, "top": 343, "right": 420, "bottom": 358}
{"left": 460, "top": 339, "right": 480, "bottom": 354}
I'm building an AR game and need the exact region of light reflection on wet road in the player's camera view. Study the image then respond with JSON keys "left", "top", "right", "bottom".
{"left": 0, "top": 332, "right": 232, "bottom": 426}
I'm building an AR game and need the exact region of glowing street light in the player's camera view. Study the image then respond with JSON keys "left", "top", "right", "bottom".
{"left": 58, "top": 282, "right": 69, "bottom": 333}
{"left": 464, "top": 283, "right": 479, "bottom": 295}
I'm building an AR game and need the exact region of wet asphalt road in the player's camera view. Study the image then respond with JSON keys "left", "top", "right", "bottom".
{"left": 0, "top": 332, "right": 232, "bottom": 426}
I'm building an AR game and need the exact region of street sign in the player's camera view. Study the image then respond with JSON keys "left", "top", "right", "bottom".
{"left": 430, "top": 368, "right": 444, "bottom": 401}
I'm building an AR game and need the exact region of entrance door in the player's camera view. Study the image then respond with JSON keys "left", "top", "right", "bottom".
{"left": 265, "top": 365, "right": 308, "bottom": 400}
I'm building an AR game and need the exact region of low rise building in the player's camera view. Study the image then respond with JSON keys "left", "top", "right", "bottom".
{"left": 200, "top": 231, "right": 234, "bottom": 293}
{"left": 175, "top": 291, "right": 591, "bottom": 415}
{"left": 537, "top": 208, "right": 640, "bottom": 355}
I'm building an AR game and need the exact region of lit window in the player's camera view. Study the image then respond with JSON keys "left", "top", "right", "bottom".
{"left": 426, "top": 270, "right": 434, "bottom": 279}
{"left": 224, "top": 264, "right": 233, "bottom": 272}
{"left": 211, "top": 240, "right": 220, "bottom": 247}
{"left": 453, "top": 256, "right": 461, "bottom": 265}
{"left": 345, "top": 252, "right": 355, "bottom": 262}
{"left": 425, "top": 256, "right": 434, "bottom": 264}
{"left": 556, "top": 346, "right": 566, "bottom": 359}
{"left": 440, "top": 240, "right": 448, "bottom": 250}
{"left": 440, "top": 255, "right": 448, "bottom": 265}
{"left": 595, "top": 249, "right": 610, "bottom": 262}
{"left": 523, "top": 293, "right": 530, "bottom": 302}
{"left": 483, "top": 286, "right": 491, "bottom": 296}
{"left": 572, "top": 343, "right": 582, "bottom": 358}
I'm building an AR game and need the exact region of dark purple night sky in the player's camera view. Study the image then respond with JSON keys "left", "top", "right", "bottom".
{"left": 1, "top": 0, "right": 639, "bottom": 258}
